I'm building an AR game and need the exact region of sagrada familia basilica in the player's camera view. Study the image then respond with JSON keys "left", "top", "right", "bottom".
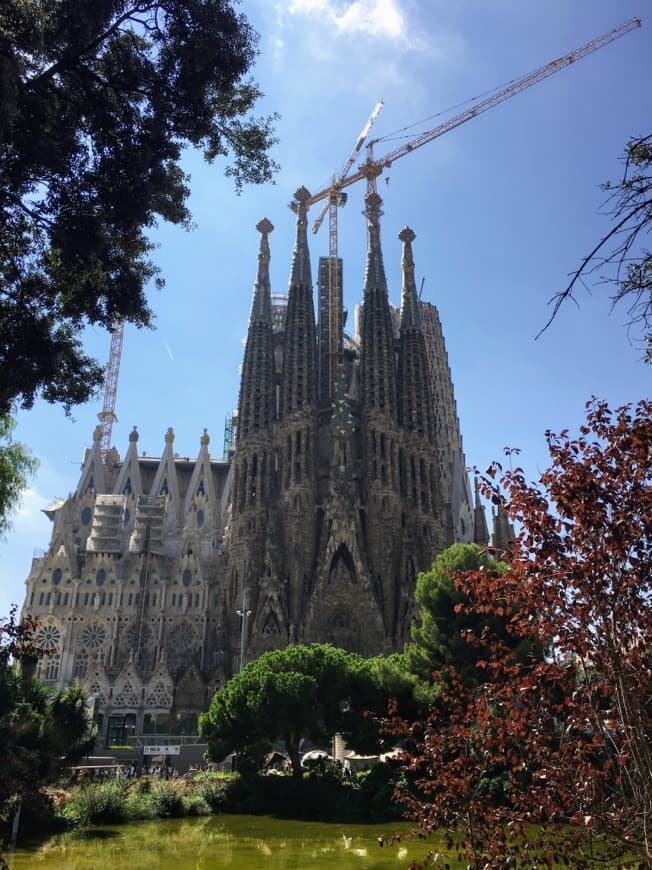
{"left": 20, "top": 188, "right": 508, "bottom": 742}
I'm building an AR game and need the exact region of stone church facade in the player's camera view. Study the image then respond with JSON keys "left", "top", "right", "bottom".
{"left": 20, "top": 188, "right": 492, "bottom": 741}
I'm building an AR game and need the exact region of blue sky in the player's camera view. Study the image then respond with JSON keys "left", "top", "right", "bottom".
{"left": 1, "top": 0, "right": 650, "bottom": 619}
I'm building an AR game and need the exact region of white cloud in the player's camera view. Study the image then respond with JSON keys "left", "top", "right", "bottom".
{"left": 288, "top": 0, "right": 410, "bottom": 44}
{"left": 14, "top": 487, "right": 48, "bottom": 520}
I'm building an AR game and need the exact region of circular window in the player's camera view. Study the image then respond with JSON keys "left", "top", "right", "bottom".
{"left": 96, "top": 568, "right": 106, "bottom": 587}
{"left": 81, "top": 622, "right": 107, "bottom": 649}
{"left": 197, "top": 509, "right": 205, "bottom": 528}
{"left": 35, "top": 622, "right": 62, "bottom": 652}
{"left": 182, "top": 569, "right": 193, "bottom": 588}
{"left": 52, "top": 568, "right": 62, "bottom": 586}
{"left": 81, "top": 507, "right": 92, "bottom": 525}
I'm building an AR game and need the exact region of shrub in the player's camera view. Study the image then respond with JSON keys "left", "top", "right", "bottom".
{"left": 196, "top": 776, "right": 231, "bottom": 813}
{"left": 150, "top": 782, "right": 186, "bottom": 818}
{"left": 124, "top": 792, "right": 158, "bottom": 821}
{"left": 183, "top": 795, "right": 211, "bottom": 816}
{"left": 62, "top": 781, "right": 128, "bottom": 826}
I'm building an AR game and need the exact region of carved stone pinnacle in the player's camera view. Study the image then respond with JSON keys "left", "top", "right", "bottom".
{"left": 364, "top": 191, "right": 383, "bottom": 220}
{"left": 293, "top": 186, "right": 311, "bottom": 205}
{"left": 398, "top": 226, "right": 416, "bottom": 243}
{"left": 256, "top": 217, "right": 274, "bottom": 235}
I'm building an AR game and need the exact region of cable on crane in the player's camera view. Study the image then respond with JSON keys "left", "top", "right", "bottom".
{"left": 374, "top": 70, "right": 545, "bottom": 146}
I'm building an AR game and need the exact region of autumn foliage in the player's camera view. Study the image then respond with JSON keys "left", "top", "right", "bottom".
{"left": 384, "top": 399, "right": 651, "bottom": 868}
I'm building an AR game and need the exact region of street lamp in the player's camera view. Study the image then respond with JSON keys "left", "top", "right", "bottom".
{"left": 236, "top": 587, "right": 251, "bottom": 673}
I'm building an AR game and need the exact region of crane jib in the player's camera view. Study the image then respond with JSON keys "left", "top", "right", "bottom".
{"left": 305, "top": 16, "right": 641, "bottom": 208}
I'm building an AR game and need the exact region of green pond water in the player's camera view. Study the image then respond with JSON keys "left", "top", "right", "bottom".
{"left": 8, "top": 815, "right": 458, "bottom": 869}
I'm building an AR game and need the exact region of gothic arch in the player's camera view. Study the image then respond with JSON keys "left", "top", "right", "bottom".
{"left": 328, "top": 543, "right": 356, "bottom": 585}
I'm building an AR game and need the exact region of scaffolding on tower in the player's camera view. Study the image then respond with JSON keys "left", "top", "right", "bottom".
{"left": 223, "top": 410, "right": 238, "bottom": 458}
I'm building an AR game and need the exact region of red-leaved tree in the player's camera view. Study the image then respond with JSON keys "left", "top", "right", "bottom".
{"left": 384, "top": 399, "right": 651, "bottom": 868}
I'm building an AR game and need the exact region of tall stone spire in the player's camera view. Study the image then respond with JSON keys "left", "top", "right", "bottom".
{"left": 280, "top": 187, "right": 317, "bottom": 417}
{"left": 473, "top": 477, "right": 490, "bottom": 546}
{"left": 492, "top": 502, "right": 515, "bottom": 553}
{"left": 396, "top": 227, "right": 435, "bottom": 441}
{"left": 238, "top": 219, "right": 276, "bottom": 438}
{"left": 250, "top": 218, "right": 274, "bottom": 324}
{"left": 398, "top": 227, "right": 422, "bottom": 331}
{"left": 360, "top": 192, "right": 397, "bottom": 420}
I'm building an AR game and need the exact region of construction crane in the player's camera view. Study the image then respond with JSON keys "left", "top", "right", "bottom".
{"left": 97, "top": 321, "right": 124, "bottom": 460}
{"left": 311, "top": 99, "right": 384, "bottom": 401}
{"left": 304, "top": 16, "right": 641, "bottom": 380}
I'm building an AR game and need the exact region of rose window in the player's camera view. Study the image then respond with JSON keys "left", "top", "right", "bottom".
{"left": 81, "top": 623, "right": 107, "bottom": 650}
{"left": 126, "top": 622, "right": 152, "bottom": 650}
{"left": 169, "top": 622, "right": 195, "bottom": 651}
{"left": 35, "top": 622, "right": 62, "bottom": 652}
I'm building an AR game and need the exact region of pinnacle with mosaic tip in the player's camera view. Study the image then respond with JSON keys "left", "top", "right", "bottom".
{"left": 256, "top": 217, "right": 274, "bottom": 236}
{"left": 364, "top": 191, "right": 383, "bottom": 219}
{"left": 399, "top": 224, "right": 421, "bottom": 331}
{"left": 288, "top": 187, "right": 312, "bottom": 288}
{"left": 250, "top": 217, "right": 274, "bottom": 324}
{"left": 398, "top": 226, "right": 416, "bottom": 243}
{"left": 293, "top": 186, "right": 311, "bottom": 204}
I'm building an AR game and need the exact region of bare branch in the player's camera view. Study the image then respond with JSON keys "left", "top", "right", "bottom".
{"left": 537, "top": 135, "right": 652, "bottom": 359}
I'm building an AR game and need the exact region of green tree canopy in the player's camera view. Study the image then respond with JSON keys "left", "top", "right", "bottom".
{"left": 0, "top": 0, "right": 278, "bottom": 413}
{"left": 0, "top": 610, "right": 94, "bottom": 819}
{"left": 200, "top": 643, "right": 382, "bottom": 777}
{"left": 0, "top": 414, "right": 37, "bottom": 538}
{"left": 405, "top": 543, "right": 532, "bottom": 686}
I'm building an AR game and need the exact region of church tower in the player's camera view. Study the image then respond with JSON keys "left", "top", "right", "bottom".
{"left": 228, "top": 217, "right": 278, "bottom": 656}
{"left": 21, "top": 190, "right": 490, "bottom": 743}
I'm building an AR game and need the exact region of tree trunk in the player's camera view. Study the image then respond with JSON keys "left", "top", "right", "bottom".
{"left": 285, "top": 734, "right": 302, "bottom": 778}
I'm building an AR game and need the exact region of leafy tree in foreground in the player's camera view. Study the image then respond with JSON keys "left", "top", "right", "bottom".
{"left": 384, "top": 399, "right": 652, "bottom": 868}
{"left": 0, "top": 414, "right": 37, "bottom": 538}
{"left": 200, "top": 643, "right": 385, "bottom": 778}
{"left": 0, "top": 0, "right": 278, "bottom": 413}
{"left": 541, "top": 135, "right": 652, "bottom": 360}
{"left": 0, "top": 609, "right": 94, "bottom": 824}
{"left": 404, "top": 543, "right": 534, "bottom": 686}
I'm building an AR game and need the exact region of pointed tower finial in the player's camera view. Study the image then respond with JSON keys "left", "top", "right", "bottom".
{"left": 359, "top": 188, "right": 397, "bottom": 421}
{"left": 363, "top": 192, "right": 387, "bottom": 293}
{"left": 279, "top": 186, "right": 317, "bottom": 418}
{"left": 249, "top": 218, "right": 274, "bottom": 324}
{"left": 473, "top": 476, "right": 490, "bottom": 547}
{"left": 289, "top": 187, "right": 312, "bottom": 287}
{"left": 492, "top": 500, "right": 515, "bottom": 552}
{"left": 237, "top": 220, "right": 277, "bottom": 438}
{"left": 398, "top": 226, "right": 421, "bottom": 331}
